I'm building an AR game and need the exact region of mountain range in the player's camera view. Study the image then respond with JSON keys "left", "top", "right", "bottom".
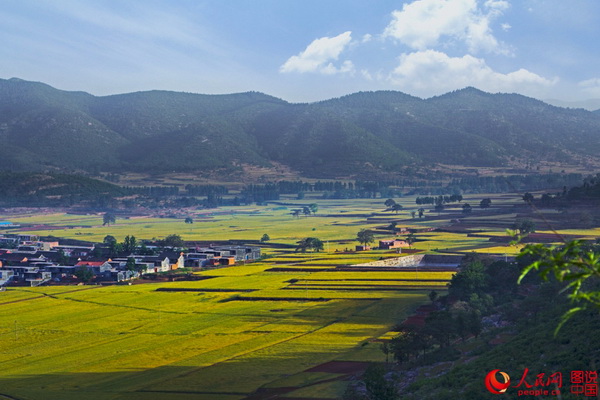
{"left": 1, "top": 77, "right": 599, "bottom": 177}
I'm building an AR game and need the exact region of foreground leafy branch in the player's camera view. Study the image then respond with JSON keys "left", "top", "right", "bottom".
{"left": 518, "top": 240, "right": 600, "bottom": 334}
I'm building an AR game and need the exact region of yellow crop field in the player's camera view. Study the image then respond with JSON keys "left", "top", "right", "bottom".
{"left": 2, "top": 193, "right": 542, "bottom": 399}
{"left": 0, "top": 262, "right": 442, "bottom": 400}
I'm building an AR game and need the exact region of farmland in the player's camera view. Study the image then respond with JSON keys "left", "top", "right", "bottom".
{"left": 0, "top": 267, "right": 440, "bottom": 400}
{"left": 2, "top": 191, "right": 599, "bottom": 399}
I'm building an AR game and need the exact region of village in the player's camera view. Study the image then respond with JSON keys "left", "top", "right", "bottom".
{"left": 0, "top": 229, "right": 261, "bottom": 287}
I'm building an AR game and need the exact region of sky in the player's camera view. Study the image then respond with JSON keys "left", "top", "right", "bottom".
{"left": 2, "top": 0, "right": 600, "bottom": 104}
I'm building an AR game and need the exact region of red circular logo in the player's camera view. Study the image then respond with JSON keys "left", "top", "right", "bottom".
{"left": 485, "top": 369, "right": 511, "bottom": 394}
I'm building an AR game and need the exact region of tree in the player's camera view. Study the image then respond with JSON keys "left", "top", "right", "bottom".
{"left": 480, "top": 198, "right": 492, "bottom": 208}
{"left": 103, "top": 235, "right": 117, "bottom": 247}
{"left": 522, "top": 192, "right": 534, "bottom": 203}
{"left": 161, "top": 234, "right": 185, "bottom": 249}
{"left": 418, "top": 208, "right": 425, "bottom": 218}
{"left": 125, "top": 257, "right": 137, "bottom": 272}
{"left": 309, "top": 203, "right": 318, "bottom": 215}
{"left": 448, "top": 260, "right": 487, "bottom": 301}
{"left": 390, "top": 331, "right": 416, "bottom": 364}
{"left": 260, "top": 233, "right": 270, "bottom": 243}
{"left": 462, "top": 203, "right": 472, "bottom": 214}
{"left": 384, "top": 198, "right": 396, "bottom": 208}
{"left": 291, "top": 209, "right": 301, "bottom": 218}
{"left": 406, "top": 233, "right": 416, "bottom": 248}
{"left": 423, "top": 310, "right": 455, "bottom": 347}
{"left": 380, "top": 341, "right": 391, "bottom": 364}
{"left": 410, "top": 210, "right": 416, "bottom": 219}
{"left": 184, "top": 217, "right": 194, "bottom": 224}
{"left": 429, "top": 289, "right": 438, "bottom": 303}
{"left": 139, "top": 243, "right": 155, "bottom": 255}
{"left": 391, "top": 204, "right": 403, "bottom": 214}
{"left": 103, "top": 235, "right": 119, "bottom": 257}
{"left": 73, "top": 266, "right": 94, "bottom": 283}
{"left": 511, "top": 219, "right": 536, "bottom": 235}
{"left": 356, "top": 229, "right": 375, "bottom": 247}
{"left": 363, "top": 364, "right": 399, "bottom": 400}
{"left": 295, "top": 237, "right": 324, "bottom": 253}
{"left": 122, "top": 235, "right": 137, "bottom": 253}
{"left": 103, "top": 212, "right": 116, "bottom": 226}
{"left": 302, "top": 206, "right": 311, "bottom": 216}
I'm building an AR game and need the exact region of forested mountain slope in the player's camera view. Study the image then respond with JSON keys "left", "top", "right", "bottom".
{"left": 1, "top": 78, "right": 599, "bottom": 177}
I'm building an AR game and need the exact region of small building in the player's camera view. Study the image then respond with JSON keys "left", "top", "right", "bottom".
{"left": 208, "top": 257, "right": 236, "bottom": 266}
{"left": 75, "top": 261, "right": 112, "bottom": 274}
{"left": 379, "top": 239, "right": 409, "bottom": 250}
{"left": 185, "top": 253, "right": 214, "bottom": 268}
{"left": 53, "top": 245, "right": 95, "bottom": 257}
{"left": 355, "top": 245, "right": 371, "bottom": 251}
{"left": 211, "top": 245, "right": 261, "bottom": 262}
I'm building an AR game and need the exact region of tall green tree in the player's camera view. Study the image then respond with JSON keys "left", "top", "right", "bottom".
{"left": 406, "top": 233, "right": 416, "bottom": 248}
{"left": 73, "top": 266, "right": 94, "bottom": 283}
{"left": 356, "top": 229, "right": 375, "bottom": 247}
{"left": 103, "top": 212, "right": 116, "bottom": 226}
{"left": 122, "top": 235, "right": 137, "bottom": 253}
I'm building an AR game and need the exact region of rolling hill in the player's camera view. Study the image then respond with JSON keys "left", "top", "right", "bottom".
{"left": 1, "top": 78, "right": 599, "bottom": 177}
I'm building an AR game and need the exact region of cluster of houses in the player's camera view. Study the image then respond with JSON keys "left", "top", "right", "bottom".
{"left": 0, "top": 233, "right": 260, "bottom": 287}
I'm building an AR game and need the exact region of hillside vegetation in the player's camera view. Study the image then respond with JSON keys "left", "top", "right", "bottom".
{"left": 2, "top": 78, "right": 600, "bottom": 176}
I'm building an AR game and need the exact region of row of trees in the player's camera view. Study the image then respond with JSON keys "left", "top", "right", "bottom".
{"left": 295, "top": 237, "right": 324, "bottom": 253}
{"left": 291, "top": 204, "right": 318, "bottom": 217}
{"left": 102, "top": 234, "right": 186, "bottom": 257}
{"left": 415, "top": 194, "right": 463, "bottom": 205}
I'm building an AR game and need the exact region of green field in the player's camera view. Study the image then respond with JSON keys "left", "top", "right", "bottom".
{"left": 0, "top": 267, "right": 442, "bottom": 400}
{"left": 2, "top": 193, "right": 599, "bottom": 399}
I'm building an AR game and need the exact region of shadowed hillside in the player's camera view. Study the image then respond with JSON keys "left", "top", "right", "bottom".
{"left": 2, "top": 78, "right": 600, "bottom": 176}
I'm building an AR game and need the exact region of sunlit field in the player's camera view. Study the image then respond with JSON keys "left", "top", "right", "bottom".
{"left": 0, "top": 266, "right": 437, "bottom": 400}
{"left": 2, "top": 193, "right": 599, "bottom": 399}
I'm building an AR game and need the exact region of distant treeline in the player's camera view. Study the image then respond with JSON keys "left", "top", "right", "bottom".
{"left": 0, "top": 171, "right": 128, "bottom": 207}
{"left": 442, "top": 173, "right": 584, "bottom": 194}
{"left": 529, "top": 173, "right": 600, "bottom": 211}
{"left": 0, "top": 170, "right": 590, "bottom": 208}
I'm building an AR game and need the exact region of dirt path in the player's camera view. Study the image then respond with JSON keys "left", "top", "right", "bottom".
{"left": 0, "top": 286, "right": 101, "bottom": 306}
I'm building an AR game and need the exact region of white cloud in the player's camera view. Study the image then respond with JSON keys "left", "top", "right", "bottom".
{"left": 389, "top": 50, "right": 557, "bottom": 97}
{"left": 280, "top": 31, "right": 355, "bottom": 75}
{"left": 383, "top": 0, "right": 510, "bottom": 54}
{"left": 579, "top": 78, "right": 600, "bottom": 97}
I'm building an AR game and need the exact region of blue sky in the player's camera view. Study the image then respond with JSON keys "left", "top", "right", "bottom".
{"left": 2, "top": 0, "right": 600, "bottom": 103}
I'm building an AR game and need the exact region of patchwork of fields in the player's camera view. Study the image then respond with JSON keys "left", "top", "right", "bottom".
{"left": 2, "top": 193, "right": 597, "bottom": 399}
{"left": 0, "top": 265, "right": 451, "bottom": 400}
